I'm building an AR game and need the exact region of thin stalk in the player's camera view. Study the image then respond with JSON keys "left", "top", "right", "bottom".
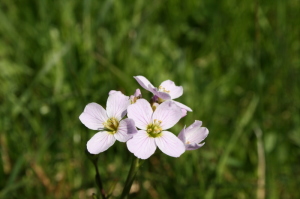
{"left": 254, "top": 126, "right": 265, "bottom": 199}
{"left": 120, "top": 157, "right": 141, "bottom": 199}
{"left": 93, "top": 160, "right": 107, "bottom": 199}
{"left": 86, "top": 150, "right": 106, "bottom": 199}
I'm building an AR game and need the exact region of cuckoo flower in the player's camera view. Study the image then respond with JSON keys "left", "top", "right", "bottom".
{"left": 134, "top": 76, "right": 192, "bottom": 114}
{"left": 178, "top": 120, "right": 209, "bottom": 150}
{"left": 126, "top": 99, "right": 185, "bottom": 159}
{"left": 79, "top": 91, "right": 137, "bottom": 154}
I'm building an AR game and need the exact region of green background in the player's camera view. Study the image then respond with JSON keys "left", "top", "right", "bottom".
{"left": 0, "top": 0, "right": 299, "bottom": 198}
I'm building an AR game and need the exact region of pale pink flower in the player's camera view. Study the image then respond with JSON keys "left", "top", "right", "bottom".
{"left": 79, "top": 91, "right": 137, "bottom": 154}
{"left": 134, "top": 76, "right": 192, "bottom": 114}
{"left": 178, "top": 120, "right": 209, "bottom": 150}
{"left": 126, "top": 99, "right": 185, "bottom": 159}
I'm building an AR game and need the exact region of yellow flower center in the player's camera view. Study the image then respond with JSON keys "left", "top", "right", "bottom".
{"left": 146, "top": 119, "right": 163, "bottom": 137}
{"left": 103, "top": 118, "right": 119, "bottom": 134}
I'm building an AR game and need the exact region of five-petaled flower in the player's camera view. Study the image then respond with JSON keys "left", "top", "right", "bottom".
{"left": 134, "top": 76, "right": 192, "bottom": 116}
{"left": 79, "top": 91, "right": 137, "bottom": 154}
{"left": 126, "top": 99, "right": 185, "bottom": 159}
{"left": 178, "top": 120, "right": 209, "bottom": 150}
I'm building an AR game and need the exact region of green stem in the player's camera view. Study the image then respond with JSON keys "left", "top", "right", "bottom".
{"left": 120, "top": 156, "right": 141, "bottom": 199}
{"left": 86, "top": 150, "right": 106, "bottom": 199}
{"left": 93, "top": 160, "right": 106, "bottom": 199}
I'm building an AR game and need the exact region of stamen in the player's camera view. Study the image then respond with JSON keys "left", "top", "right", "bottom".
{"left": 158, "top": 86, "right": 170, "bottom": 93}
{"left": 146, "top": 122, "right": 163, "bottom": 137}
{"left": 103, "top": 117, "right": 119, "bottom": 134}
{"left": 112, "top": 119, "right": 118, "bottom": 128}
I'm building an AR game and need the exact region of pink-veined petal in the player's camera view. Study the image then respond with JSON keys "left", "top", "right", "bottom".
{"left": 173, "top": 101, "right": 192, "bottom": 112}
{"left": 152, "top": 101, "right": 182, "bottom": 130}
{"left": 114, "top": 118, "right": 137, "bottom": 142}
{"left": 106, "top": 91, "right": 130, "bottom": 120}
{"left": 127, "top": 99, "right": 153, "bottom": 130}
{"left": 134, "top": 76, "right": 155, "bottom": 92}
{"left": 87, "top": 132, "right": 116, "bottom": 154}
{"left": 126, "top": 130, "right": 156, "bottom": 159}
{"left": 79, "top": 103, "right": 108, "bottom": 130}
{"left": 160, "top": 80, "right": 183, "bottom": 99}
{"left": 155, "top": 131, "right": 185, "bottom": 157}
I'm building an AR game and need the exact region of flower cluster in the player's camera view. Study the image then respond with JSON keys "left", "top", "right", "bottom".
{"left": 79, "top": 76, "right": 209, "bottom": 159}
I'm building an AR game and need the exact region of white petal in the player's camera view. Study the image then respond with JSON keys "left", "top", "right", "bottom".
{"left": 178, "top": 126, "right": 186, "bottom": 143}
{"left": 133, "top": 88, "right": 142, "bottom": 97}
{"left": 134, "top": 76, "right": 155, "bottom": 92}
{"left": 151, "top": 89, "right": 172, "bottom": 100}
{"left": 152, "top": 101, "right": 182, "bottom": 130}
{"left": 186, "top": 142, "right": 205, "bottom": 150}
{"left": 130, "top": 89, "right": 142, "bottom": 104}
{"left": 109, "top": 90, "right": 118, "bottom": 95}
{"left": 127, "top": 99, "right": 153, "bottom": 130}
{"left": 160, "top": 80, "right": 183, "bottom": 99}
{"left": 79, "top": 103, "right": 108, "bottom": 130}
{"left": 186, "top": 127, "right": 209, "bottom": 145}
{"left": 106, "top": 91, "right": 130, "bottom": 120}
{"left": 87, "top": 132, "right": 116, "bottom": 154}
{"left": 155, "top": 131, "right": 185, "bottom": 157}
{"left": 173, "top": 101, "right": 192, "bottom": 112}
{"left": 126, "top": 130, "right": 156, "bottom": 159}
{"left": 186, "top": 120, "right": 202, "bottom": 132}
{"left": 182, "top": 121, "right": 209, "bottom": 151}
{"left": 181, "top": 109, "right": 187, "bottom": 118}
{"left": 114, "top": 118, "right": 137, "bottom": 142}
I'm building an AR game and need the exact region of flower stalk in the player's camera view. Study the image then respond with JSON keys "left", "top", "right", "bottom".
{"left": 93, "top": 159, "right": 106, "bottom": 199}
{"left": 79, "top": 76, "right": 209, "bottom": 198}
{"left": 120, "top": 156, "right": 142, "bottom": 199}
{"left": 86, "top": 150, "right": 106, "bottom": 199}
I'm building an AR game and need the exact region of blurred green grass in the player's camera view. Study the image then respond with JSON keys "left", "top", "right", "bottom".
{"left": 0, "top": 0, "right": 299, "bottom": 198}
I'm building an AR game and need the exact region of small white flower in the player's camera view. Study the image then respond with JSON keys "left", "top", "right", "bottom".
{"left": 126, "top": 99, "right": 185, "bottom": 159}
{"left": 134, "top": 76, "right": 192, "bottom": 115}
{"left": 79, "top": 91, "right": 137, "bottom": 154}
{"left": 178, "top": 120, "right": 209, "bottom": 150}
